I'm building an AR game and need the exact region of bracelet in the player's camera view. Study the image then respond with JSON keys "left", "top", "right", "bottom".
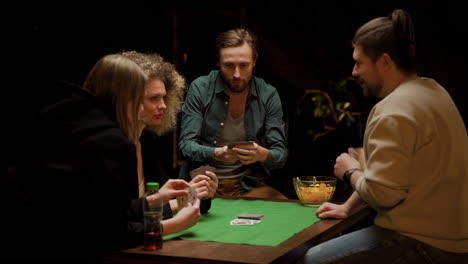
{"left": 343, "top": 168, "right": 360, "bottom": 189}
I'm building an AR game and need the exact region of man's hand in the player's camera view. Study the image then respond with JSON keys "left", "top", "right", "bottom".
{"left": 316, "top": 202, "right": 351, "bottom": 219}
{"left": 214, "top": 146, "right": 239, "bottom": 164}
{"left": 316, "top": 191, "right": 364, "bottom": 220}
{"left": 231, "top": 142, "right": 269, "bottom": 164}
{"left": 334, "top": 153, "right": 361, "bottom": 181}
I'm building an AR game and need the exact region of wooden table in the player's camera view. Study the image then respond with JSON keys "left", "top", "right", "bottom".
{"left": 104, "top": 199, "right": 373, "bottom": 264}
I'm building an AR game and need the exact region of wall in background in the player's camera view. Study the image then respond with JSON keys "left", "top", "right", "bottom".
{"left": 11, "top": 4, "right": 468, "bottom": 197}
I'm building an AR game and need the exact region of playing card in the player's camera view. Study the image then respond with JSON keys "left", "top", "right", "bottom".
{"left": 176, "top": 195, "right": 185, "bottom": 209}
{"left": 190, "top": 165, "right": 216, "bottom": 179}
{"left": 230, "top": 218, "right": 262, "bottom": 225}
{"left": 188, "top": 187, "right": 197, "bottom": 204}
{"left": 177, "top": 187, "right": 197, "bottom": 208}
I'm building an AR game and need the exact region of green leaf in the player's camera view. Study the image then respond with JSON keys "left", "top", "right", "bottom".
{"left": 313, "top": 108, "right": 320, "bottom": 117}
{"left": 336, "top": 102, "right": 343, "bottom": 110}
{"left": 343, "top": 102, "right": 351, "bottom": 109}
{"left": 338, "top": 112, "right": 346, "bottom": 122}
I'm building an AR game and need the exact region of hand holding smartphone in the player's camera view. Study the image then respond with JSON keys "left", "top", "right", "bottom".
{"left": 227, "top": 141, "right": 254, "bottom": 148}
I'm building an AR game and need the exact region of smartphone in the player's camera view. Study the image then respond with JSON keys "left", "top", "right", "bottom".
{"left": 227, "top": 141, "right": 254, "bottom": 148}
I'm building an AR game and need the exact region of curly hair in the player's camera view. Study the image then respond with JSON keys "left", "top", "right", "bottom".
{"left": 120, "top": 51, "right": 186, "bottom": 136}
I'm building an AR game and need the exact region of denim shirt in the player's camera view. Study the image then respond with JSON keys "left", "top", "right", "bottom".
{"left": 179, "top": 70, "right": 287, "bottom": 182}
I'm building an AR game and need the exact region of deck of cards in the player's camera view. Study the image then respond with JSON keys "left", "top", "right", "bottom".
{"left": 238, "top": 213, "right": 264, "bottom": 220}
{"left": 176, "top": 187, "right": 197, "bottom": 208}
{"left": 230, "top": 213, "right": 264, "bottom": 225}
{"left": 190, "top": 165, "right": 216, "bottom": 179}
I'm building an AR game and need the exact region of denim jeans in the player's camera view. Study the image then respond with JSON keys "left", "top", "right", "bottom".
{"left": 298, "top": 225, "right": 468, "bottom": 264}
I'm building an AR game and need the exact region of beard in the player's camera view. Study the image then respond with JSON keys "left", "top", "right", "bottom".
{"left": 221, "top": 75, "right": 250, "bottom": 93}
{"left": 359, "top": 77, "right": 383, "bottom": 100}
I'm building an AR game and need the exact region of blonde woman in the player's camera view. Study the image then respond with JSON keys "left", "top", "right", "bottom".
{"left": 7, "top": 53, "right": 191, "bottom": 262}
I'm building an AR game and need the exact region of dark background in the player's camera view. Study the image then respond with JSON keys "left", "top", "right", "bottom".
{"left": 11, "top": 3, "right": 468, "bottom": 199}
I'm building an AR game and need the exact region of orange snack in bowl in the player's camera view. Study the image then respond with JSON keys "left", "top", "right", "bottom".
{"left": 299, "top": 186, "right": 329, "bottom": 203}
{"left": 293, "top": 176, "right": 337, "bottom": 207}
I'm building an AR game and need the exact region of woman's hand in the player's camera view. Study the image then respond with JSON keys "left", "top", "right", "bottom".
{"left": 162, "top": 198, "right": 201, "bottom": 235}
{"left": 148, "top": 179, "right": 190, "bottom": 206}
{"left": 190, "top": 171, "right": 218, "bottom": 199}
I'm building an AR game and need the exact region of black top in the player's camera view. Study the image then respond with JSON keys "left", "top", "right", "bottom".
{"left": 140, "top": 129, "right": 174, "bottom": 219}
{"left": 141, "top": 129, "right": 212, "bottom": 214}
{"left": 7, "top": 81, "right": 144, "bottom": 261}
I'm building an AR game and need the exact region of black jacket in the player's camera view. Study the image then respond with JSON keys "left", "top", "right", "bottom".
{"left": 7, "top": 81, "right": 144, "bottom": 261}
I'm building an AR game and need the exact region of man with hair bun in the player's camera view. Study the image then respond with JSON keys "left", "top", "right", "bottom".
{"left": 299, "top": 9, "right": 468, "bottom": 264}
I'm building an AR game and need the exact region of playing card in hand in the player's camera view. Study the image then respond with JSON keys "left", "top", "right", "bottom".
{"left": 177, "top": 187, "right": 198, "bottom": 208}
{"left": 190, "top": 165, "right": 216, "bottom": 179}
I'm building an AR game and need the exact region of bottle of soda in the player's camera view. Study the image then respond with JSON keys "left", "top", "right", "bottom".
{"left": 143, "top": 182, "right": 163, "bottom": 250}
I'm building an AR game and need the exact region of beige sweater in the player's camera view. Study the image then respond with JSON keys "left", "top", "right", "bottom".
{"left": 355, "top": 78, "right": 468, "bottom": 252}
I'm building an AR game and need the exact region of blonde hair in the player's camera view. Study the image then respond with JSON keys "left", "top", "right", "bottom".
{"left": 83, "top": 54, "right": 147, "bottom": 143}
{"left": 120, "top": 51, "right": 186, "bottom": 135}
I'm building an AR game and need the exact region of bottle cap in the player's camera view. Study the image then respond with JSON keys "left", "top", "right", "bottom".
{"left": 146, "top": 182, "right": 159, "bottom": 191}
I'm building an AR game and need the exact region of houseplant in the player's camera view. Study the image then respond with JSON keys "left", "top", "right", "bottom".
{"left": 296, "top": 77, "right": 367, "bottom": 143}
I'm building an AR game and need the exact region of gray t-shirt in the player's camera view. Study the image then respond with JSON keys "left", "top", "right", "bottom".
{"left": 215, "top": 112, "right": 252, "bottom": 179}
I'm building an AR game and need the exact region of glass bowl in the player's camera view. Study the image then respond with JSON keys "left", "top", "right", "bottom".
{"left": 293, "top": 176, "right": 337, "bottom": 207}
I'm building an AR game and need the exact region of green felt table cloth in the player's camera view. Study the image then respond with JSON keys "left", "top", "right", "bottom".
{"left": 164, "top": 198, "right": 319, "bottom": 246}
